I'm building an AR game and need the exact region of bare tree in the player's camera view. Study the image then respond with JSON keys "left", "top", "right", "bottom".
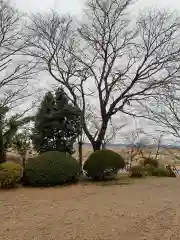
{"left": 125, "top": 129, "right": 164, "bottom": 168}
{"left": 0, "top": 0, "right": 37, "bottom": 109}
{"left": 12, "top": 130, "right": 32, "bottom": 167}
{"left": 146, "top": 94, "right": 180, "bottom": 163}
{"left": 124, "top": 128, "right": 146, "bottom": 168}
{"left": 25, "top": 0, "right": 180, "bottom": 151}
{"left": 151, "top": 134, "right": 164, "bottom": 161}
{"left": 147, "top": 94, "right": 180, "bottom": 140}
{"left": 102, "top": 121, "right": 126, "bottom": 149}
{"left": 85, "top": 102, "right": 126, "bottom": 148}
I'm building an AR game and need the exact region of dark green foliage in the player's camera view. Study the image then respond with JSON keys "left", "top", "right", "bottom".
{"left": 0, "top": 105, "right": 34, "bottom": 163}
{"left": 0, "top": 162, "right": 23, "bottom": 188}
{"left": 83, "top": 149, "right": 125, "bottom": 181}
{"left": 23, "top": 151, "right": 80, "bottom": 187}
{"left": 32, "top": 88, "right": 81, "bottom": 154}
{"left": 130, "top": 165, "right": 145, "bottom": 178}
{"left": 152, "top": 166, "right": 169, "bottom": 177}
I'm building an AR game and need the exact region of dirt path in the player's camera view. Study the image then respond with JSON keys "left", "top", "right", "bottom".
{"left": 0, "top": 178, "right": 180, "bottom": 240}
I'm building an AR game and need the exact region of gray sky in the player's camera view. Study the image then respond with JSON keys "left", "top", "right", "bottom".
{"left": 11, "top": 0, "right": 180, "bottom": 144}
{"left": 13, "top": 0, "right": 85, "bottom": 14}
{"left": 12, "top": 0, "right": 180, "bottom": 15}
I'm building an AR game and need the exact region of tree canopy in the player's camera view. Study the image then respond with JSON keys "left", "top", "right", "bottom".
{"left": 0, "top": 105, "right": 34, "bottom": 162}
{"left": 32, "top": 88, "right": 81, "bottom": 154}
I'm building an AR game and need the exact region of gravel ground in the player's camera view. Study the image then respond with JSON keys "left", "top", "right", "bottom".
{"left": 0, "top": 177, "right": 180, "bottom": 240}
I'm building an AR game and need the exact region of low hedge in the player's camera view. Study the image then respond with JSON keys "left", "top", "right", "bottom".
{"left": 152, "top": 166, "right": 170, "bottom": 177}
{"left": 0, "top": 162, "right": 23, "bottom": 189}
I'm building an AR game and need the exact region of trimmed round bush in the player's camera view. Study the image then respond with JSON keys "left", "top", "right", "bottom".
{"left": 83, "top": 149, "right": 125, "bottom": 181}
{"left": 23, "top": 151, "right": 80, "bottom": 187}
{"left": 130, "top": 165, "right": 145, "bottom": 178}
{"left": 0, "top": 162, "right": 23, "bottom": 189}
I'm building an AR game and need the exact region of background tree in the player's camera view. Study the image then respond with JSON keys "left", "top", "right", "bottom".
{"left": 12, "top": 130, "right": 31, "bottom": 167}
{"left": 32, "top": 88, "right": 81, "bottom": 154}
{"left": 0, "top": 0, "right": 37, "bottom": 109}
{"left": 123, "top": 127, "right": 165, "bottom": 168}
{"left": 85, "top": 103, "right": 127, "bottom": 149}
{"left": 77, "top": 113, "right": 84, "bottom": 170}
{"left": 26, "top": 0, "right": 180, "bottom": 151}
{"left": 139, "top": 96, "right": 180, "bottom": 162}
{"left": 124, "top": 128, "right": 146, "bottom": 168}
{"left": 0, "top": 106, "right": 34, "bottom": 163}
{"left": 0, "top": 105, "right": 8, "bottom": 162}
{"left": 147, "top": 94, "right": 180, "bottom": 140}
{"left": 0, "top": 0, "right": 38, "bottom": 162}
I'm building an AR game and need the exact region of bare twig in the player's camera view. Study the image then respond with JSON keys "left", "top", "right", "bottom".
{"left": 25, "top": 0, "right": 180, "bottom": 150}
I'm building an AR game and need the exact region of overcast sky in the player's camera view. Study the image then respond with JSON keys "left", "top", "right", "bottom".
{"left": 12, "top": 0, "right": 180, "bottom": 15}
{"left": 10, "top": 0, "right": 180, "bottom": 145}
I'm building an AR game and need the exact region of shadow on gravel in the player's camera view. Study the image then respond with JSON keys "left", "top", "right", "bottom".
{"left": 96, "top": 179, "right": 133, "bottom": 187}
{"left": 79, "top": 175, "right": 133, "bottom": 187}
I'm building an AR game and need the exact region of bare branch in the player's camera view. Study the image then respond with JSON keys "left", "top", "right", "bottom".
{"left": 0, "top": 0, "right": 38, "bottom": 109}
{"left": 25, "top": 0, "right": 180, "bottom": 150}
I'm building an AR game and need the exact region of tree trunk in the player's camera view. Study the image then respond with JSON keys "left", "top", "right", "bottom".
{"left": 0, "top": 149, "right": 5, "bottom": 163}
{"left": 93, "top": 118, "right": 109, "bottom": 151}
{"left": 92, "top": 140, "right": 102, "bottom": 151}
{"left": 0, "top": 115, "right": 5, "bottom": 163}
{"left": 91, "top": 118, "right": 109, "bottom": 152}
{"left": 0, "top": 138, "right": 5, "bottom": 163}
{"left": 78, "top": 140, "right": 83, "bottom": 171}
{"left": 78, "top": 117, "right": 84, "bottom": 172}
{"left": 22, "top": 155, "right": 26, "bottom": 168}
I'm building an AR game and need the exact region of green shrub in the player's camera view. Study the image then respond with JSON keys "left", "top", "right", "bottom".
{"left": 152, "top": 166, "right": 169, "bottom": 177}
{"left": 83, "top": 149, "right": 125, "bottom": 181}
{"left": 0, "top": 162, "right": 23, "bottom": 189}
{"left": 23, "top": 151, "right": 80, "bottom": 187}
{"left": 130, "top": 165, "right": 145, "bottom": 178}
